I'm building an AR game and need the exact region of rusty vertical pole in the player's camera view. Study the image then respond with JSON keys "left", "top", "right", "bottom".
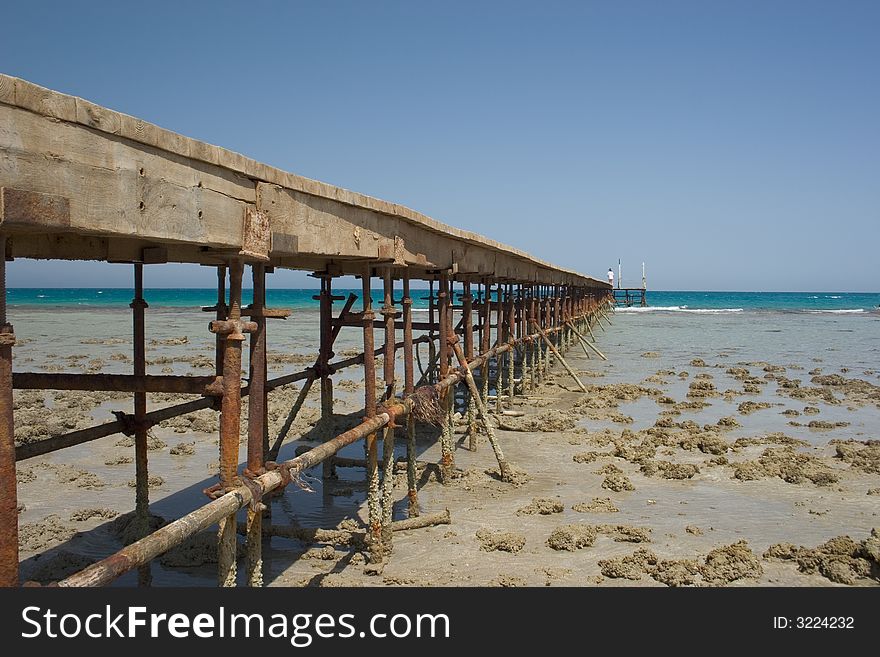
{"left": 214, "top": 266, "right": 227, "bottom": 376}
{"left": 380, "top": 267, "right": 396, "bottom": 553}
{"left": 562, "top": 285, "right": 572, "bottom": 349}
{"left": 402, "top": 271, "right": 419, "bottom": 517}
{"left": 131, "top": 263, "right": 151, "bottom": 587}
{"left": 525, "top": 285, "right": 537, "bottom": 393}
{"left": 427, "top": 279, "right": 436, "bottom": 384}
{"left": 507, "top": 283, "right": 515, "bottom": 405}
{"left": 463, "top": 281, "right": 477, "bottom": 451}
{"left": 560, "top": 285, "right": 567, "bottom": 351}
{"left": 318, "top": 275, "right": 336, "bottom": 480}
{"left": 480, "top": 280, "right": 491, "bottom": 413}
{"left": 438, "top": 271, "right": 454, "bottom": 481}
{"left": 528, "top": 285, "right": 536, "bottom": 392}
{"left": 540, "top": 286, "right": 547, "bottom": 377}
{"left": 245, "top": 263, "right": 266, "bottom": 587}
{"left": 217, "top": 259, "right": 244, "bottom": 587}
{"left": 554, "top": 286, "right": 561, "bottom": 356}
{"left": 522, "top": 285, "right": 529, "bottom": 393}
{"left": 0, "top": 238, "right": 18, "bottom": 588}
{"left": 516, "top": 283, "right": 525, "bottom": 396}
{"left": 544, "top": 286, "right": 553, "bottom": 374}
{"left": 559, "top": 285, "right": 566, "bottom": 351}
{"left": 260, "top": 270, "right": 270, "bottom": 471}
{"left": 494, "top": 282, "right": 503, "bottom": 413}
{"left": 475, "top": 283, "right": 483, "bottom": 355}
{"left": 361, "top": 267, "right": 382, "bottom": 565}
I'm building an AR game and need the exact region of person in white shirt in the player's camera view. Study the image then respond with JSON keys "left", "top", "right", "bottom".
{"left": 608, "top": 268, "right": 614, "bottom": 286}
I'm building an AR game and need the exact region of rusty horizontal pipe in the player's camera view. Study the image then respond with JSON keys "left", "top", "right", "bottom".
{"left": 208, "top": 319, "right": 258, "bottom": 336}
{"left": 16, "top": 397, "right": 213, "bottom": 461}
{"left": 12, "top": 372, "right": 223, "bottom": 395}
{"left": 15, "top": 333, "right": 438, "bottom": 462}
{"left": 240, "top": 307, "right": 291, "bottom": 319}
{"left": 332, "top": 319, "right": 480, "bottom": 333}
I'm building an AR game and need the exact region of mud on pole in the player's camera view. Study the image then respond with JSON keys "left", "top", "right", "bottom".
{"left": 438, "top": 271, "right": 454, "bottom": 481}
{"left": 507, "top": 283, "right": 515, "bottom": 404}
{"left": 494, "top": 283, "right": 503, "bottom": 413}
{"left": 462, "top": 281, "right": 477, "bottom": 452}
{"left": 480, "top": 280, "right": 491, "bottom": 417}
{"left": 380, "top": 266, "right": 396, "bottom": 553}
{"left": 361, "top": 266, "right": 382, "bottom": 565}
{"left": 543, "top": 287, "right": 553, "bottom": 374}
{"left": 402, "top": 272, "right": 419, "bottom": 517}
{"left": 130, "top": 263, "right": 151, "bottom": 587}
{"left": 245, "top": 263, "right": 267, "bottom": 587}
{"left": 0, "top": 237, "right": 19, "bottom": 587}
{"left": 212, "top": 258, "right": 248, "bottom": 587}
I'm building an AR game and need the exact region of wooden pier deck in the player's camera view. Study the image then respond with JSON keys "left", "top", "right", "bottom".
{"left": 0, "top": 75, "right": 613, "bottom": 587}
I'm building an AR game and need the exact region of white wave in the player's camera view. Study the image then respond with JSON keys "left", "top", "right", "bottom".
{"left": 808, "top": 295, "right": 818, "bottom": 299}
{"left": 616, "top": 305, "right": 743, "bottom": 314}
{"left": 805, "top": 309, "right": 865, "bottom": 314}
{"left": 826, "top": 295, "right": 841, "bottom": 299}
{"left": 37, "top": 294, "right": 46, "bottom": 298}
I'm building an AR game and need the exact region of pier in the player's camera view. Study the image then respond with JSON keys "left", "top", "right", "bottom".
{"left": 612, "top": 287, "right": 648, "bottom": 307}
{"left": 0, "top": 75, "right": 613, "bottom": 587}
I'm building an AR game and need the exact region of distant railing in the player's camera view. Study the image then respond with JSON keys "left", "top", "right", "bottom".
{"left": 611, "top": 280, "right": 646, "bottom": 290}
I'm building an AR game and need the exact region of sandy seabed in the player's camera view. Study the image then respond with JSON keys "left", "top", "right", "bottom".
{"left": 11, "top": 309, "right": 880, "bottom": 587}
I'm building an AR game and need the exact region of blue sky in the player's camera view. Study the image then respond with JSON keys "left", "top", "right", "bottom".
{"left": 2, "top": 1, "right": 877, "bottom": 291}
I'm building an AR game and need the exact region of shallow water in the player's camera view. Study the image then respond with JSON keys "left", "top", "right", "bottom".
{"left": 10, "top": 299, "right": 880, "bottom": 586}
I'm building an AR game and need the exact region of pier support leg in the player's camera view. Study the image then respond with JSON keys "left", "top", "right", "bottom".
{"left": 402, "top": 273, "right": 419, "bottom": 517}
{"left": 438, "top": 272, "right": 454, "bottom": 482}
{"left": 216, "top": 259, "right": 245, "bottom": 587}
{"left": 130, "top": 263, "right": 151, "bottom": 587}
{"left": 567, "top": 321, "right": 607, "bottom": 361}
{"left": 450, "top": 340, "right": 512, "bottom": 482}
{"left": 531, "top": 319, "right": 587, "bottom": 392}
{"left": 361, "top": 267, "right": 382, "bottom": 567}
{"left": 245, "top": 263, "right": 267, "bottom": 587}
{"left": 0, "top": 239, "right": 19, "bottom": 588}
{"left": 427, "top": 280, "right": 436, "bottom": 384}
{"left": 462, "top": 282, "right": 477, "bottom": 451}
{"left": 380, "top": 267, "right": 396, "bottom": 554}
{"left": 318, "top": 276, "right": 336, "bottom": 480}
{"left": 494, "top": 283, "right": 503, "bottom": 414}
{"left": 480, "top": 281, "right": 491, "bottom": 423}
{"left": 214, "top": 266, "right": 228, "bottom": 377}
{"left": 527, "top": 288, "right": 536, "bottom": 393}
{"left": 507, "top": 284, "right": 515, "bottom": 405}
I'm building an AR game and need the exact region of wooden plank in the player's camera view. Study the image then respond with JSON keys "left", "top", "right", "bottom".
{"left": 0, "top": 105, "right": 249, "bottom": 249}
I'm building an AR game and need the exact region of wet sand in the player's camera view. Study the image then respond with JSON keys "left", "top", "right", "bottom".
{"left": 12, "top": 307, "right": 880, "bottom": 586}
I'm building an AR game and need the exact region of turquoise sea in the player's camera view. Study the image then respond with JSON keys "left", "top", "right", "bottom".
{"left": 7, "top": 288, "right": 880, "bottom": 313}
